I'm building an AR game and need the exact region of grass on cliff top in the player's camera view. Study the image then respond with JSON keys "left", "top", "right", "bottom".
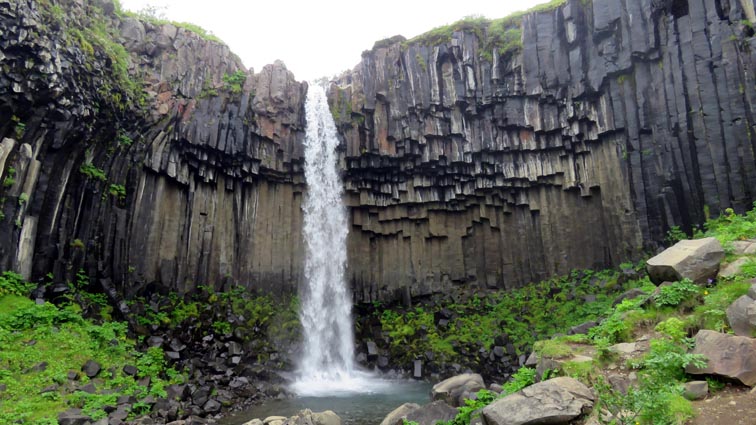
{"left": 123, "top": 5, "right": 226, "bottom": 44}
{"left": 398, "top": 0, "right": 568, "bottom": 59}
{"left": 0, "top": 272, "right": 183, "bottom": 424}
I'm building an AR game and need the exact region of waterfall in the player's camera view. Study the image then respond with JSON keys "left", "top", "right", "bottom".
{"left": 293, "top": 82, "right": 361, "bottom": 395}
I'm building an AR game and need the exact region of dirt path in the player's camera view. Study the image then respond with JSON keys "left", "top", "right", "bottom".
{"left": 689, "top": 385, "right": 756, "bottom": 425}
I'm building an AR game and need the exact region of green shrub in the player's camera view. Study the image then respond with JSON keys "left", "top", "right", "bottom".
{"left": 80, "top": 163, "right": 107, "bottom": 182}
{"left": 0, "top": 271, "right": 35, "bottom": 297}
{"left": 223, "top": 71, "right": 246, "bottom": 94}
{"left": 654, "top": 279, "right": 700, "bottom": 308}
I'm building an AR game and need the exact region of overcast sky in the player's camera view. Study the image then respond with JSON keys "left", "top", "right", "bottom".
{"left": 119, "top": 0, "right": 544, "bottom": 81}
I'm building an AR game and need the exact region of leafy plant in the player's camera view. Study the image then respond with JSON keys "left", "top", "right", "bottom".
{"left": 108, "top": 184, "right": 126, "bottom": 200}
{"left": 654, "top": 279, "right": 700, "bottom": 308}
{"left": 80, "top": 163, "right": 107, "bottom": 182}
{"left": 223, "top": 71, "right": 246, "bottom": 94}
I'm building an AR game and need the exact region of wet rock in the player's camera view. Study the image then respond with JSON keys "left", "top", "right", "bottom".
{"left": 687, "top": 330, "right": 756, "bottom": 385}
{"left": 431, "top": 373, "right": 485, "bottom": 407}
{"left": 646, "top": 238, "right": 724, "bottom": 284}
{"left": 404, "top": 401, "right": 458, "bottom": 425}
{"left": 413, "top": 360, "right": 423, "bottom": 379}
{"left": 203, "top": 398, "right": 221, "bottom": 413}
{"left": 380, "top": 403, "right": 421, "bottom": 425}
{"left": 366, "top": 341, "right": 379, "bottom": 358}
{"left": 481, "top": 377, "right": 594, "bottom": 425}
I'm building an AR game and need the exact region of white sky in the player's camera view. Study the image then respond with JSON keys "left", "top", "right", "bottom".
{"left": 119, "top": 0, "right": 544, "bottom": 81}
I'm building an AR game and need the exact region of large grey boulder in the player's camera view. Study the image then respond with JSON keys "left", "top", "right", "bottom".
{"left": 380, "top": 403, "right": 421, "bottom": 425}
{"left": 480, "top": 377, "right": 594, "bottom": 425}
{"left": 726, "top": 291, "right": 756, "bottom": 337}
{"left": 404, "top": 401, "right": 458, "bottom": 425}
{"left": 686, "top": 330, "right": 756, "bottom": 386}
{"left": 646, "top": 238, "right": 724, "bottom": 284}
{"left": 431, "top": 373, "right": 486, "bottom": 407}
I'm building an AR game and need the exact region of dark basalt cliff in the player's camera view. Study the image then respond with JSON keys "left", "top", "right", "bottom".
{"left": 1, "top": 0, "right": 755, "bottom": 304}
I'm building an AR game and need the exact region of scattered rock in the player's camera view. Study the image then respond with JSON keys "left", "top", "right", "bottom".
{"left": 203, "top": 399, "right": 221, "bottom": 413}
{"left": 568, "top": 321, "right": 598, "bottom": 335}
{"left": 380, "top": 403, "right": 421, "bottom": 425}
{"left": 731, "top": 241, "right": 756, "bottom": 255}
{"left": 31, "top": 361, "right": 48, "bottom": 372}
{"left": 612, "top": 288, "right": 648, "bottom": 306}
{"left": 82, "top": 359, "right": 101, "bottom": 378}
{"left": 58, "top": 409, "right": 91, "bottom": 425}
{"left": 481, "top": 377, "right": 594, "bottom": 425}
{"left": 684, "top": 381, "right": 709, "bottom": 400}
{"left": 726, "top": 293, "right": 756, "bottom": 337}
{"left": 646, "top": 238, "right": 724, "bottom": 284}
{"left": 719, "top": 258, "right": 752, "bottom": 279}
{"left": 123, "top": 364, "right": 138, "bottom": 376}
{"left": 431, "top": 373, "right": 486, "bottom": 407}
{"left": 413, "top": 360, "right": 423, "bottom": 379}
{"left": 609, "top": 342, "right": 637, "bottom": 355}
{"left": 404, "top": 401, "right": 458, "bottom": 425}
{"left": 243, "top": 420, "right": 264, "bottom": 425}
{"left": 687, "top": 330, "right": 756, "bottom": 385}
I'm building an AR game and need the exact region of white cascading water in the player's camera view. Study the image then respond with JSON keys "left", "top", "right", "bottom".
{"left": 292, "top": 83, "right": 384, "bottom": 396}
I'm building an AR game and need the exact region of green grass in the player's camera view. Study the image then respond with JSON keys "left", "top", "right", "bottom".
{"left": 0, "top": 279, "right": 182, "bottom": 422}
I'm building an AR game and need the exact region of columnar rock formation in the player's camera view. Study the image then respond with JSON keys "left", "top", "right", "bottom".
{"left": 1, "top": 0, "right": 756, "bottom": 303}
{"left": 332, "top": 0, "right": 756, "bottom": 300}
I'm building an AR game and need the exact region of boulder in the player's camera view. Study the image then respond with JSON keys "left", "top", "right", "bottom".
{"left": 431, "top": 373, "right": 486, "bottom": 407}
{"left": 243, "top": 421, "right": 264, "bottom": 425}
{"left": 683, "top": 381, "right": 709, "bottom": 400}
{"left": 380, "top": 403, "right": 420, "bottom": 425}
{"left": 686, "top": 330, "right": 756, "bottom": 385}
{"left": 480, "top": 377, "right": 594, "bottom": 425}
{"left": 646, "top": 238, "right": 724, "bottom": 284}
{"left": 404, "top": 401, "right": 458, "bottom": 425}
{"left": 726, "top": 294, "right": 756, "bottom": 337}
{"left": 82, "top": 359, "right": 101, "bottom": 378}
{"left": 282, "top": 410, "right": 341, "bottom": 425}
{"left": 731, "top": 241, "right": 756, "bottom": 255}
{"left": 719, "top": 257, "right": 752, "bottom": 278}
{"left": 58, "top": 409, "right": 91, "bottom": 425}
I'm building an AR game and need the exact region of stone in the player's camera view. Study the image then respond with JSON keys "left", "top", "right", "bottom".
{"left": 609, "top": 342, "right": 637, "bottom": 355}
{"left": 683, "top": 381, "right": 709, "bottom": 400}
{"left": 646, "top": 238, "right": 725, "bottom": 284}
{"left": 431, "top": 373, "right": 486, "bottom": 407}
{"left": 686, "top": 330, "right": 756, "bottom": 386}
{"left": 731, "top": 241, "right": 756, "bottom": 255}
{"left": 366, "top": 341, "right": 378, "bottom": 358}
{"left": 612, "top": 288, "right": 647, "bottom": 306}
{"left": 481, "top": 377, "right": 594, "bottom": 425}
{"left": 122, "top": 364, "right": 138, "bottom": 376}
{"left": 413, "top": 359, "right": 423, "bottom": 379}
{"left": 404, "top": 401, "right": 458, "bottom": 425}
{"left": 82, "top": 359, "right": 101, "bottom": 378}
{"left": 568, "top": 321, "right": 598, "bottom": 335}
{"left": 263, "top": 417, "right": 287, "bottom": 424}
{"left": 202, "top": 399, "right": 221, "bottom": 413}
{"left": 243, "top": 421, "right": 264, "bottom": 425}
{"left": 147, "top": 336, "right": 165, "bottom": 348}
{"left": 719, "top": 258, "right": 753, "bottom": 278}
{"left": 380, "top": 403, "right": 421, "bottom": 425}
{"left": 58, "top": 409, "right": 91, "bottom": 425}
{"left": 726, "top": 295, "right": 756, "bottom": 337}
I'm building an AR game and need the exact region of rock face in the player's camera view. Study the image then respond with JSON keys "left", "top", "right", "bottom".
{"left": 687, "top": 329, "right": 756, "bottom": 386}
{"left": 480, "top": 377, "right": 594, "bottom": 425}
{"left": 1, "top": 0, "right": 756, "bottom": 303}
{"left": 646, "top": 238, "right": 725, "bottom": 284}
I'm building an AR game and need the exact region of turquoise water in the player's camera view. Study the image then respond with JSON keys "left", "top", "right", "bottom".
{"left": 220, "top": 380, "right": 432, "bottom": 425}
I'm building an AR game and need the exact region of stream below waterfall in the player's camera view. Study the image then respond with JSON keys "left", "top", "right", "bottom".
{"left": 218, "top": 380, "right": 432, "bottom": 425}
